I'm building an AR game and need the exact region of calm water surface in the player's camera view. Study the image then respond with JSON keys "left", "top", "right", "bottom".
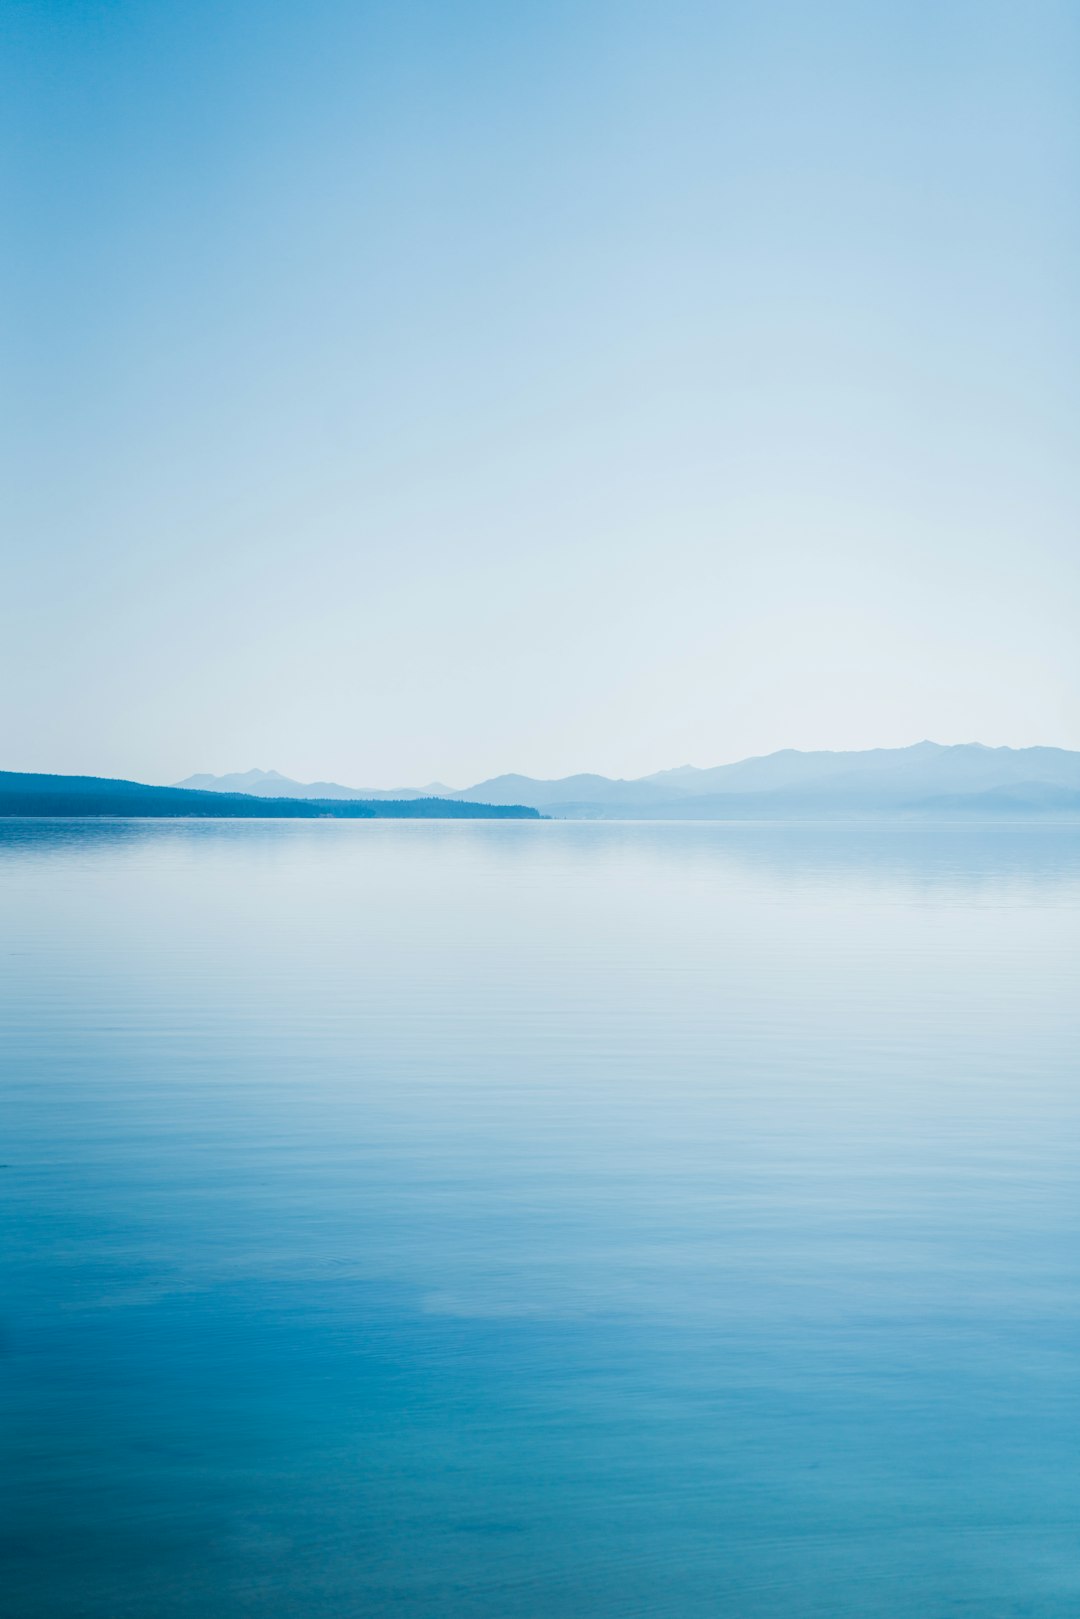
{"left": 2, "top": 819, "right": 1080, "bottom": 1617}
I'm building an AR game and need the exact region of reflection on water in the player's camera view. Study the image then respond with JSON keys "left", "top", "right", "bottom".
{"left": 3, "top": 819, "right": 1080, "bottom": 1617}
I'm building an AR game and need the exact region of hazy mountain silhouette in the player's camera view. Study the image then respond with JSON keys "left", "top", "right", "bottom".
{"left": 446, "top": 772, "right": 677, "bottom": 811}
{"left": 639, "top": 742, "right": 1080, "bottom": 797}
{"left": 172, "top": 745, "right": 1080, "bottom": 819}
{"left": 173, "top": 768, "right": 453, "bottom": 801}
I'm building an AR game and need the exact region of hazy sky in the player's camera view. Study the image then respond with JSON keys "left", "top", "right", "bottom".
{"left": 4, "top": 0, "right": 1079, "bottom": 787}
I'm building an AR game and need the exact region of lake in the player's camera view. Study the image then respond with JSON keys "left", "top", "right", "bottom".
{"left": 3, "top": 818, "right": 1080, "bottom": 1617}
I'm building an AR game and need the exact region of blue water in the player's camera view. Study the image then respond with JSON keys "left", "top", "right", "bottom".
{"left": 3, "top": 818, "right": 1080, "bottom": 1617}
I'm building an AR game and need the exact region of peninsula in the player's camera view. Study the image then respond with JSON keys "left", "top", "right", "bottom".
{"left": 0, "top": 772, "right": 541, "bottom": 819}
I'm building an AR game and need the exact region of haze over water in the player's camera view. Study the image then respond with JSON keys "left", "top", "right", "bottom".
{"left": 4, "top": 818, "right": 1080, "bottom": 1617}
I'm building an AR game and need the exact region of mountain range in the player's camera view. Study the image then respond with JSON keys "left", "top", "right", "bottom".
{"left": 176, "top": 745, "right": 1080, "bottom": 819}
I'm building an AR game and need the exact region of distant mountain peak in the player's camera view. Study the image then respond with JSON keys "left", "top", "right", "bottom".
{"left": 171, "top": 769, "right": 436, "bottom": 803}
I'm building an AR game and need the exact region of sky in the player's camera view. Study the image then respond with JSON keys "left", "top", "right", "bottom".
{"left": 3, "top": 0, "right": 1079, "bottom": 788}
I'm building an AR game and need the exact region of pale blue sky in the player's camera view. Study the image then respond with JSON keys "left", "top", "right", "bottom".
{"left": 4, "top": 0, "right": 1078, "bottom": 786}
